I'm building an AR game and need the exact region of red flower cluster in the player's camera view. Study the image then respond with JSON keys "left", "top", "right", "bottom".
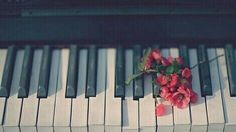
{"left": 145, "top": 49, "right": 183, "bottom": 70}
{"left": 144, "top": 49, "right": 198, "bottom": 116}
{"left": 157, "top": 71, "right": 198, "bottom": 108}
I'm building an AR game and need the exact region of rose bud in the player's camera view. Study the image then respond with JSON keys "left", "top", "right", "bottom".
{"left": 151, "top": 49, "right": 162, "bottom": 61}
{"left": 181, "top": 68, "right": 192, "bottom": 79}
{"left": 176, "top": 57, "right": 183, "bottom": 65}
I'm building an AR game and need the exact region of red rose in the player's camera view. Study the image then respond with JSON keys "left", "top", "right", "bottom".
{"left": 151, "top": 49, "right": 162, "bottom": 61}
{"left": 155, "top": 104, "right": 166, "bottom": 116}
{"left": 167, "top": 74, "right": 179, "bottom": 88}
{"left": 170, "top": 86, "right": 191, "bottom": 109}
{"left": 176, "top": 57, "right": 183, "bottom": 65}
{"left": 156, "top": 75, "right": 169, "bottom": 86}
{"left": 182, "top": 68, "right": 192, "bottom": 79}
{"left": 161, "top": 57, "right": 171, "bottom": 66}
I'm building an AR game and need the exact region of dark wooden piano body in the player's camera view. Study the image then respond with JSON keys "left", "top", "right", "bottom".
{"left": 1, "top": 0, "right": 236, "bottom": 46}
{"left": 1, "top": 1, "right": 236, "bottom": 132}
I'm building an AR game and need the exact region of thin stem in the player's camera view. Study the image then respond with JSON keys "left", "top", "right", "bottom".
{"left": 145, "top": 69, "right": 158, "bottom": 73}
{"left": 190, "top": 54, "right": 224, "bottom": 69}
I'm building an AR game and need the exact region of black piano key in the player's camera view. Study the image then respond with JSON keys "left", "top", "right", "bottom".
{"left": 37, "top": 46, "right": 51, "bottom": 98}
{"left": 115, "top": 46, "right": 125, "bottom": 98}
{"left": 133, "top": 45, "right": 144, "bottom": 100}
{"left": 197, "top": 45, "right": 212, "bottom": 96}
{"left": 151, "top": 45, "right": 160, "bottom": 98}
{"left": 179, "top": 45, "right": 190, "bottom": 67}
{"left": 0, "top": 46, "right": 16, "bottom": 97}
{"left": 86, "top": 45, "right": 97, "bottom": 98}
{"left": 18, "top": 46, "right": 34, "bottom": 98}
{"left": 225, "top": 44, "right": 236, "bottom": 96}
{"left": 65, "top": 45, "right": 78, "bottom": 98}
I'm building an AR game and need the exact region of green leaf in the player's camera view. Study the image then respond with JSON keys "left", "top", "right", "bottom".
{"left": 138, "top": 62, "right": 144, "bottom": 71}
{"left": 125, "top": 72, "right": 144, "bottom": 85}
{"left": 143, "top": 48, "right": 152, "bottom": 59}
{"left": 138, "top": 48, "right": 152, "bottom": 71}
{"left": 172, "top": 60, "right": 181, "bottom": 73}
{"left": 166, "top": 65, "right": 174, "bottom": 74}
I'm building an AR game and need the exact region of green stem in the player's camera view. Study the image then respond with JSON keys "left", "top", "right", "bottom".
{"left": 125, "top": 72, "right": 144, "bottom": 85}
{"left": 125, "top": 69, "right": 158, "bottom": 85}
{"left": 190, "top": 54, "right": 224, "bottom": 69}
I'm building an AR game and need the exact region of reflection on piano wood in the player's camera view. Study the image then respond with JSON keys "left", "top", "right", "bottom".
{"left": 0, "top": 44, "right": 236, "bottom": 132}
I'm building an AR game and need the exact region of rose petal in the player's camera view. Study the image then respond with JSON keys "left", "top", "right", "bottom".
{"left": 168, "top": 56, "right": 174, "bottom": 63}
{"left": 161, "top": 57, "right": 171, "bottom": 66}
{"left": 170, "top": 86, "right": 191, "bottom": 109}
{"left": 167, "top": 74, "right": 179, "bottom": 88}
{"left": 156, "top": 75, "right": 169, "bottom": 86}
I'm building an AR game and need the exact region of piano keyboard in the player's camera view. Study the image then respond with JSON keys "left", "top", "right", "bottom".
{"left": 0, "top": 44, "right": 236, "bottom": 132}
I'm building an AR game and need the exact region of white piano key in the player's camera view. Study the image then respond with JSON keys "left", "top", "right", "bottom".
{"left": 20, "top": 127, "right": 37, "bottom": 132}
{"left": 53, "top": 49, "right": 71, "bottom": 132}
{"left": 71, "top": 127, "right": 87, "bottom": 132}
{"left": 156, "top": 49, "right": 173, "bottom": 132}
{"left": 20, "top": 50, "right": 42, "bottom": 132}
{"left": 3, "top": 127, "right": 20, "bottom": 132}
{"left": 217, "top": 48, "right": 236, "bottom": 132}
{"left": 205, "top": 48, "right": 225, "bottom": 132}
{"left": 189, "top": 49, "right": 208, "bottom": 132}
{"left": 139, "top": 74, "right": 156, "bottom": 132}
{"left": 37, "top": 50, "right": 60, "bottom": 132}
{"left": 71, "top": 49, "right": 88, "bottom": 132}
{"left": 122, "top": 49, "right": 139, "bottom": 132}
{"left": 170, "top": 48, "right": 191, "bottom": 132}
{"left": 54, "top": 127, "right": 71, "bottom": 132}
{"left": 0, "top": 49, "right": 7, "bottom": 128}
{"left": 88, "top": 49, "right": 106, "bottom": 132}
{"left": 105, "top": 49, "right": 122, "bottom": 132}
{"left": 3, "top": 50, "right": 24, "bottom": 132}
{"left": 37, "top": 127, "right": 53, "bottom": 132}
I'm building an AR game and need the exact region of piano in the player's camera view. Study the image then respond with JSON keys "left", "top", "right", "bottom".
{"left": 0, "top": 0, "right": 236, "bottom": 132}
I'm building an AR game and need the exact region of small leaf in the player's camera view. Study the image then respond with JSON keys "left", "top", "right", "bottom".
{"left": 166, "top": 65, "right": 174, "bottom": 74}
{"left": 143, "top": 48, "right": 152, "bottom": 59}
{"left": 172, "top": 60, "right": 181, "bottom": 73}
{"left": 125, "top": 72, "right": 144, "bottom": 85}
